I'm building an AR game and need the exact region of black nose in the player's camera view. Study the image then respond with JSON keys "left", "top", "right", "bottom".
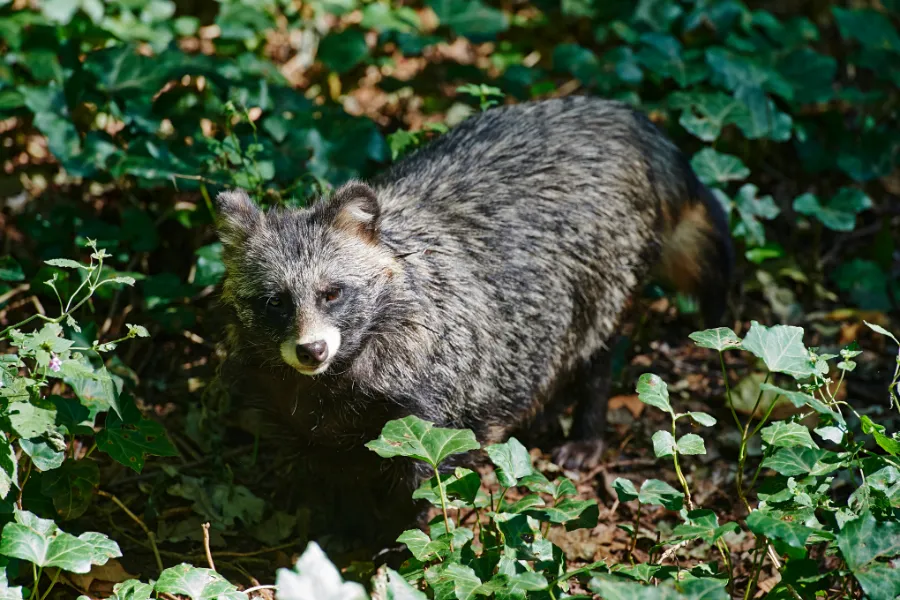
{"left": 296, "top": 340, "right": 328, "bottom": 365}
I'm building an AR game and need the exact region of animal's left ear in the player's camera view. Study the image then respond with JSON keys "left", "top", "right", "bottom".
{"left": 327, "top": 181, "right": 380, "bottom": 242}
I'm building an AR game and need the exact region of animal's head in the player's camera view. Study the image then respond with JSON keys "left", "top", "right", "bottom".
{"left": 216, "top": 182, "right": 398, "bottom": 376}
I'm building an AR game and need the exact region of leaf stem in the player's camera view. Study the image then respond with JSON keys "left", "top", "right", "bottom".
{"left": 432, "top": 465, "right": 453, "bottom": 550}
{"left": 38, "top": 569, "right": 60, "bottom": 600}
{"left": 97, "top": 489, "right": 163, "bottom": 574}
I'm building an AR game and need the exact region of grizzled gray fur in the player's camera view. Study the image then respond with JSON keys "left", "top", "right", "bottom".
{"left": 215, "top": 96, "right": 732, "bottom": 541}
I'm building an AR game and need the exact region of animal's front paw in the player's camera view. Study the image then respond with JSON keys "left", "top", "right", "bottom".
{"left": 551, "top": 439, "right": 607, "bottom": 471}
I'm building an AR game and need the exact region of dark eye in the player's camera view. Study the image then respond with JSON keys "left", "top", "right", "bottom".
{"left": 263, "top": 295, "right": 287, "bottom": 313}
{"left": 322, "top": 286, "right": 343, "bottom": 304}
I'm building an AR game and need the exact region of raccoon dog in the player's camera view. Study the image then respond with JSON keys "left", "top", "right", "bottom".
{"left": 216, "top": 96, "right": 733, "bottom": 541}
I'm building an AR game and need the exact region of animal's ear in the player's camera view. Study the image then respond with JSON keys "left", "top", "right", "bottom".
{"left": 215, "top": 189, "right": 261, "bottom": 247}
{"left": 327, "top": 181, "right": 380, "bottom": 242}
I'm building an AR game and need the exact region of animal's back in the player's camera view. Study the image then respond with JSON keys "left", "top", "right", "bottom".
{"left": 365, "top": 97, "right": 697, "bottom": 436}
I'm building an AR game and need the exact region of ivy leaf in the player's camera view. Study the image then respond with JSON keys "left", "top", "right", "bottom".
{"left": 20, "top": 434, "right": 66, "bottom": 471}
{"left": 486, "top": 437, "right": 533, "bottom": 487}
{"left": 689, "top": 327, "right": 742, "bottom": 351}
{"left": 0, "top": 442, "right": 17, "bottom": 499}
{"left": 686, "top": 412, "right": 717, "bottom": 427}
{"left": 746, "top": 511, "right": 814, "bottom": 548}
{"left": 155, "top": 564, "right": 247, "bottom": 600}
{"left": 636, "top": 33, "right": 707, "bottom": 87}
{"left": 793, "top": 188, "right": 873, "bottom": 232}
{"left": 833, "top": 7, "right": 900, "bottom": 52}
{"left": 636, "top": 374, "right": 673, "bottom": 415}
{"left": 413, "top": 468, "right": 482, "bottom": 508}
{"left": 0, "top": 509, "right": 118, "bottom": 573}
{"left": 426, "top": 563, "right": 484, "bottom": 600}
{"left": 669, "top": 92, "right": 741, "bottom": 141}
{"left": 108, "top": 580, "right": 154, "bottom": 600}
{"left": 612, "top": 477, "right": 639, "bottom": 502}
{"left": 761, "top": 447, "right": 842, "bottom": 477}
{"left": 41, "top": 459, "right": 99, "bottom": 521}
{"left": 837, "top": 511, "right": 900, "bottom": 600}
{"left": 638, "top": 479, "right": 683, "bottom": 510}
{"left": 759, "top": 383, "right": 846, "bottom": 425}
{"left": 396, "top": 530, "right": 451, "bottom": 562}
{"left": 428, "top": 0, "right": 508, "bottom": 38}
{"left": 760, "top": 421, "right": 818, "bottom": 449}
{"left": 672, "top": 509, "right": 740, "bottom": 544}
{"left": 690, "top": 148, "right": 750, "bottom": 186}
{"left": 740, "top": 321, "right": 815, "bottom": 379}
{"left": 0, "top": 560, "right": 23, "bottom": 600}
{"left": 676, "top": 434, "right": 706, "bottom": 455}
{"left": 729, "top": 185, "right": 781, "bottom": 247}
{"left": 95, "top": 395, "right": 178, "bottom": 473}
{"left": 526, "top": 498, "right": 599, "bottom": 531}
{"left": 7, "top": 401, "right": 57, "bottom": 439}
{"left": 860, "top": 416, "right": 900, "bottom": 457}
{"left": 652, "top": 430, "right": 676, "bottom": 457}
{"left": 371, "top": 567, "right": 428, "bottom": 600}
{"left": 275, "top": 543, "right": 367, "bottom": 600}
{"left": 365, "top": 415, "right": 480, "bottom": 470}
{"left": 316, "top": 29, "right": 369, "bottom": 74}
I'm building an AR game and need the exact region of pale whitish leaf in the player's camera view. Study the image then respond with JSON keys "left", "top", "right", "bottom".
{"left": 0, "top": 509, "right": 95, "bottom": 573}
{"left": 6, "top": 402, "right": 56, "bottom": 442}
{"left": 485, "top": 437, "right": 533, "bottom": 487}
{"left": 636, "top": 373, "right": 673, "bottom": 414}
{"left": 865, "top": 321, "right": 899, "bottom": 344}
{"left": 365, "top": 415, "right": 480, "bottom": 469}
{"left": 20, "top": 436, "right": 65, "bottom": 471}
{"left": 612, "top": 477, "right": 638, "bottom": 502}
{"left": 815, "top": 426, "right": 844, "bottom": 444}
{"left": 275, "top": 542, "right": 367, "bottom": 600}
{"left": 759, "top": 383, "right": 846, "bottom": 426}
{"left": 126, "top": 324, "right": 150, "bottom": 338}
{"left": 0, "top": 442, "right": 16, "bottom": 499}
{"left": 396, "top": 530, "right": 450, "bottom": 562}
{"left": 677, "top": 433, "right": 706, "bottom": 455}
{"left": 740, "top": 321, "right": 815, "bottom": 379}
{"left": 687, "top": 412, "right": 717, "bottom": 427}
{"left": 837, "top": 511, "right": 900, "bottom": 600}
{"left": 44, "top": 259, "right": 86, "bottom": 270}
{"left": 0, "top": 563, "right": 23, "bottom": 600}
{"left": 638, "top": 479, "right": 683, "bottom": 510}
{"left": 106, "top": 276, "right": 136, "bottom": 286}
{"left": 688, "top": 327, "right": 742, "bottom": 351}
{"left": 690, "top": 148, "right": 749, "bottom": 186}
{"left": 746, "top": 511, "right": 814, "bottom": 548}
{"left": 155, "top": 564, "right": 247, "bottom": 600}
{"left": 760, "top": 421, "right": 818, "bottom": 449}
{"left": 371, "top": 566, "right": 427, "bottom": 600}
{"left": 652, "top": 430, "right": 676, "bottom": 457}
{"left": 426, "top": 563, "right": 483, "bottom": 600}
{"left": 77, "top": 532, "right": 121, "bottom": 566}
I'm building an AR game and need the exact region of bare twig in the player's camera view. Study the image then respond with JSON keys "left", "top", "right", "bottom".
{"left": 96, "top": 490, "right": 164, "bottom": 575}
{"left": 202, "top": 523, "right": 216, "bottom": 571}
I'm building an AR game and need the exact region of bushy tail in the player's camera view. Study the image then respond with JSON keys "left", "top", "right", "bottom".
{"left": 655, "top": 160, "right": 734, "bottom": 326}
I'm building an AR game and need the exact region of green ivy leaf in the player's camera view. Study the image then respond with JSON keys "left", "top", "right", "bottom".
{"left": 638, "top": 479, "right": 683, "bottom": 510}
{"left": 426, "top": 562, "right": 484, "bottom": 600}
{"left": 689, "top": 327, "right": 742, "bottom": 351}
{"left": 0, "top": 509, "right": 120, "bottom": 573}
{"left": 761, "top": 447, "right": 842, "bottom": 477}
{"left": 746, "top": 511, "right": 814, "bottom": 548}
{"left": 317, "top": 29, "right": 369, "bottom": 74}
{"left": 612, "top": 477, "right": 639, "bottom": 502}
{"left": 637, "top": 34, "right": 707, "bottom": 87}
{"left": 413, "top": 468, "right": 482, "bottom": 508}
{"left": 758, "top": 383, "right": 846, "bottom": 426}
{"left": 860, "top": 416, "right": 900, "bottom": 457}
{"left": 397, "top": 530, "right": 451, "bottom": 562}
{"left": 636, "top": 373, "right": 673, "bottom": 415}
{"left": 669, "top": 91, "right": 741, "bottom": 141}
{"left": 40, "top": 459, "right": 99, "bottom": 521}
{"left": 676, "top": 433, "right": 706, "bottom": 455}
{"left": 155, "top": 564, "right": 247, "bottom": 600}
{"left": 6, "top": 401, "right": 57, "bottom": 440}
{"left": 727, "top": 185, "right": 780, "bottom": 247}
{"left": 95, "top": 395, "right": 178, "bottom": 473}
{"left": 108, "top": 580, "right": 154, "bottom": 600}
{"left": 793, "top": 188, "right": 873, "bottom": 232}
{"left": 833, "top": 7, "right": 900, "bottom": 52}
{"left": 740, "top": 321, "right": 815, "bottom": 379}
{"left": 652, "top": 430, "right": 676, "bottom": 458}
{"left": 365, "top": 415, "right": 480, "bottom": 470}
{"left": 760, "top": 421, "right": 818, "bottom": 449}
{"left": 485, "top": 437, "right": 533, "bottom": 487}
{"left": 526, "top": 498, "right": 599, "bottom": 531}
{"left": 690, "top": 148, "right": 750, "bottom": 186}
{"left": 19, "top": 435, "right": 66, "bottom": 472}
{"left": 428, "top": 0, "right": 509, "bottom": 38}
{"left": 0, "top": 442, "right": 16, "bottom": 499}
{"left": 671, "top": 509, "right": 740, "bottom": 544}
{"left": 837, "top": 511, "right": 900, "bottom": 600}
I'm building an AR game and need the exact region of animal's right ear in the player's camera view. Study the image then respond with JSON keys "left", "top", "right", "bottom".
{"left": 215, "top": 189, "right": 261, "bottom": 247}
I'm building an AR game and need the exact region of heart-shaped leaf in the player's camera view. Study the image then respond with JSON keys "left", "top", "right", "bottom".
{"left": 636, "top": 374, "right": 673, "bottom": 415}
{"left": 688, "top": 327, "right": 742, "bottom": 351}
{"left": 740, "top": 321, "right": 815, "bottom": 379}
{"left": 486, "top": 437, "right": 533, "bottom": 487}
{"left": 366, "top": 415, "right": 480, "bottom": 469}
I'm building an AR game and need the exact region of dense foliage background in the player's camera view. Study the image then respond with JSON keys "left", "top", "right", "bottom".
{"left": 0, "top": 0, "right": 899, "bottom": 598}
